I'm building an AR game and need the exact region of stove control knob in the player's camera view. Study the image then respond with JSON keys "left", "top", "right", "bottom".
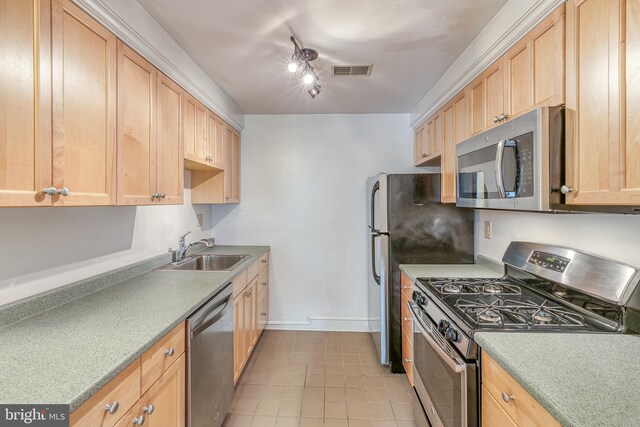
{"left": 438, "top": 319, "right": 449, "bottom": 334}
{"left": 445, "top": 327, "right": 459, "bottom": 343}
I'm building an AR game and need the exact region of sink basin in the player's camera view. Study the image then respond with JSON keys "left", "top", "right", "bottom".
{"left": 158, "top": 254, "right": 250, "bottom": 271}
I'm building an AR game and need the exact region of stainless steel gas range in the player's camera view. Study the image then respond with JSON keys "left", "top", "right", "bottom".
{"left": 409, "top": 241, "right": 640, "bottom": 427}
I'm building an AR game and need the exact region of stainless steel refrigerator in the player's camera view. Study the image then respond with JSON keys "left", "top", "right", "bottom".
{"left": 367, "top": 173, "right": 475, "bottom": 371}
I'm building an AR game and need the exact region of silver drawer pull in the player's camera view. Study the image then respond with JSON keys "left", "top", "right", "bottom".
{"left": 144, "top": 404, "right": 155, "bottom": 415}
{"left": 105, "top": 401, "right": 119, "bottom": 414}
{"left": 261, "top": 259, "right": 267, "bottom": 264}
{"left": 165, "top": 347, "right": 175, "bottom": 357}
{"left": 261, "top": 313, "right": 267, "bottom": 317}
{"left": 245, "top": 291, "right": 251, "bottom": 297}
{"left": 261, "top": 282, "right": 267, "bottom": 286}
{"left": 404, "top": 358, "right": 412, "bottom": 363}
{"left": 501, "top": 391, "right": 515, "bottom": 402}
{"left": 403, "top": 316, "right": 411, "bottom": 321}
{"left": 41, "top": 187, "right": 57, "bottom": 196}
{"left": 133, "top": 415, "right": 145, "bottom": 426}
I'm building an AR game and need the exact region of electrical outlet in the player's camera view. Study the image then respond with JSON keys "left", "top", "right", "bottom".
{"left": 484, "top": 221, "right": 493, "bottom": 239}
{"left": 196, "top": 213, "right": 203, "bottom": 227}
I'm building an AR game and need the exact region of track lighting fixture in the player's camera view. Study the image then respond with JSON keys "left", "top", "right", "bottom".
{"left": 288, "top": 36, "right": 320, "bottom": 98}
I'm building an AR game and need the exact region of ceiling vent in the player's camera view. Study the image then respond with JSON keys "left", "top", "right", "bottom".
{"left": 331, "top": 65, "right": 373, "bottom": 77}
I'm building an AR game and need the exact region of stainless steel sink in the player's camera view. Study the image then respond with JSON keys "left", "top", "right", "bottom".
{"left": 157, "top": 254, "right": 250, "bottom": 271}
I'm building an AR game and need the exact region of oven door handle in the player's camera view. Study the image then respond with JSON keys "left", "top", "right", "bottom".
{"left": 409, "top": 303, "right": 466, "bottom": 374}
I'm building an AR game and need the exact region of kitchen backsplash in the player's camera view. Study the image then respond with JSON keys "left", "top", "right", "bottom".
{"left": 475, "top": 209, "right": 640, "bottom": 268}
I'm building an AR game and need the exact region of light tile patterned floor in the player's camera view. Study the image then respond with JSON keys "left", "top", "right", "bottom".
{"left": 226, "top": 331, "right": 416, "bottom": 427}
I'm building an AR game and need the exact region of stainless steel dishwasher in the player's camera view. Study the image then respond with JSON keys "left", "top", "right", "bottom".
{"left": 187, "top": 283, "right": 233, "bottom": 427}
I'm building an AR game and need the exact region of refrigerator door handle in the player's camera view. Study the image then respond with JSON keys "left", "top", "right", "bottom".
{"left": 370, "top": 181, "right": 380, "bottom": 233}
{"left": 371, "top": 233, "right": 381, "bottom": 285}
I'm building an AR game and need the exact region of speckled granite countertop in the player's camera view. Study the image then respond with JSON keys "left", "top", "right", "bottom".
{"left": 476, "top": 332, "right": 640, "bottom": 427}
{"left": 0, "top": 245, "right": 269, "bottom": 411}
{"left": 399, "top": 255, "right": 504, "bottom": 282}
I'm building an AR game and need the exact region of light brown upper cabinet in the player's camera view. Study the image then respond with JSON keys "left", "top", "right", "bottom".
{"left": 467, "top": 4, "right": 565, "bottom": 137}
{"left": 117, "top": 42, "right": 157, "bottom": 205}
{"left": 117, "top": 45, "right": 183, "bottom": 206}
{"left": 413, "top": 111, "right": 442, "bottom": 166}
{"left": 0, "top": 0, "right": 52, "bottom": 207}
{"left": 51, "top": 0, "right": 117, "bottom": 206}
{"left": 155, "top": 73, "right": 184, "bottom": 205}
{"left": 225, "top": 125, "right": 241, "bottom": 203}
{"left": 564, "top": 0, "right": 640, "bottom": 205}
{"left": 441, "top": 91, "right": 469, "bottom": 203}
{"left": 504, "top": 5, "right": 565, "bottom": 119}
{"left": 183, "top": 94, "right": 213, "bottom": 170}
{"left": 206, "top": 111, "right": 225, "bottom": 169}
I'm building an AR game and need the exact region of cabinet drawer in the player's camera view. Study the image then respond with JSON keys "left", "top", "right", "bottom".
{"left": 401, "top": 292, "right": 413, "bottom": 338}
{"left": 140, "top": 322, "right": 185, "bottom": 394}
{"left": 232, "top": 270, "right": 248, "bottom": 299}
{"left": 482, "top": 385, "right": 517, "bottom": 427}
{"left": 70, "top": 360, "right": 141, "bottom": 427}
{"left": 401, "top": 329, "right": 414, "bottom": 386}
{"left": 400, "top": 272, "right": 414, "bottom": 296}
{"left": 258, "top": 252, "right": 269, "bottom": 270}
{"left": 482, "top": 351, "right": 560, "bottom": 427}
{"left": 257, "top": 266, "right": 268, "bottom": 303}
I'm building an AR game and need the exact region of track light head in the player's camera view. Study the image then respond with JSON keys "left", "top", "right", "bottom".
{"left": 308, "top": 84, "right": 321, "bottom": 98}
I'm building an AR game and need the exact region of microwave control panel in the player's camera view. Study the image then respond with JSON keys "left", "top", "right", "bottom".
{"left": 528, "top": 251, "right": 570, "bottom": 273}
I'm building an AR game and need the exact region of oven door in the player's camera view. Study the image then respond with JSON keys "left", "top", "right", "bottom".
{"left": 409, "top": 304, "right": 477, "bottom": 427}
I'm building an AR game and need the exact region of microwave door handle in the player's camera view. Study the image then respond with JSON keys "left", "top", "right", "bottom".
{"left": 495, "top": 139, "right": 507, "bottom": 198}
{"left": 409, "top": 304, "right": 466, "bottom": 373}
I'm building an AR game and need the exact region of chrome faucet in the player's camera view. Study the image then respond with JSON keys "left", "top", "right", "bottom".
{"left": 177, "top": 231, "right": 214, "bottom": 262}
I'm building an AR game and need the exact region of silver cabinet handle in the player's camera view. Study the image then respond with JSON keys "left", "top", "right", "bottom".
{"left": 500, "top": 113, "right": 509, "bottom": 122}
{"left": 152, "top": 193, "right": 159, "bottom": 199}
{"left": 165, "top": 347, "right": 175, "bottom": 357}
{"left": 159, "top": 193, "right": 166, "bottom": 199}
{"left": 105, "top": 401, "right": 119, "bottom": 414}
{"left": 144, "top": 404, "right": 155, "bottom": 415}
{"left": 41, "top": 187, "right": 57, "bottom": 196}
{"left": 560, "top": 185, "right": 573, "bottom": 195}
{"left": 225, "top": 196, "right": 230, "bottom": 200}
{"left": 261, "top": 313, "right": 267, "bottom": 317}
{"left": 261, "top": 282, "right": 267, "bottom": 286}
{"left": 261, "top": 260, "right": 267, "bottom": 264}
{"left": 245, "top": 291, "right": 251, "bottom": 297}
{"left": 133, "top": 415, "right": 145, "bottom": 426}
{"left": 56, "top": 187, "right": 70, "bottom": 196}
{"left": 404, "top": 358, "right": 412, "bottom": 363}
{"left": 493, "top": 116, "right": 499, "bottom": 123}
{"left": 421, "top": 153, "right": 427, "bottom": 158}
{"left": 501, "top": 391, "right": 515, "bottom": 402}
{"left": 403, "top": 316, "right": 411, "bottom": 321}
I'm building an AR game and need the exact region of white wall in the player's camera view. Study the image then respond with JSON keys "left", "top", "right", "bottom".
{"left": 210, "top": 114, "right": 428, "bottom": 331}
{"left": 0, "top": 172, "right": 212, "bottom": 305}
{"left": 475, "top": 210, "right": 640, "bottom": 268}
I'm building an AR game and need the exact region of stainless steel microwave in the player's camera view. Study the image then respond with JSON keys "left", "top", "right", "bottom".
{"left": 456, "top": 107, "right": 559, "bottom": 211}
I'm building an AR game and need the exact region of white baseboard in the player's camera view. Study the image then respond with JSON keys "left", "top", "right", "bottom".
{"left": 266, "top": 316, "right": 371, "bottom": 332}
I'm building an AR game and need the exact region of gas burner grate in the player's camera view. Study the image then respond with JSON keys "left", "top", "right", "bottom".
{"left": 455, "top": 298, "right": 587, "bottom": 328}
{"left": 424, "top": 277, "right": 522, "bottom": 296}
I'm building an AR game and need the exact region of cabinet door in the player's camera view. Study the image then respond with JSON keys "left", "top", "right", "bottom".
{"left": 413, "top": 128, "right": 423, "bottom": 165}
{"left": 233, "top": 294, "right": 245, "bottom": 383}
{"left": 51, "top": 0, "right": 116, "bottom": 206}
{"left": 433, "top": 111, "right": 443, "bottom": 158}
{"left": 419, "top": 125, "right": 428, "bottom": 162}
{"left": 504, "top": 40, "right": 532, "bottom": 119}
{"left": 441, "top": 103, "right": 456, "bottom": 203}
{"left": 156, "top": 73, "right": 184, "bottom": 205}
{"left": 207, "top": 111, "right": 225, "bottom": 167}
{"left": 485, "top": 62, "right": 505, "bottom": 129}
{"left": 258, "top": 293, "right": 268, "bottom": 337}
{"left": 183, "top": 95, "right": 208, "bottom": 165}
{"left": 565, "top": 0, "right": 640, "bottom": 205}
{"left": 223, "top": 125, "right": 241, "bottom": 203}
{"left": 116, "top": 42, "right": 156, "bottom": 206}
{"left": 243, "top": 280, "right": 256, "bottom": 359}
{"left": 468, "top": 77, "right": 486, "bottom": 136}
{"left": 0, "top": 0, "right": 52, "bottom": 207}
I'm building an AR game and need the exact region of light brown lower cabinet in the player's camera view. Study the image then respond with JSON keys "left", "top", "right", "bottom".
{"left": 115, "top": 354, "right": 185, "bottom": 427}
{"left": 400, "top": 272, "right": 414, "bottom": 386}
{"left": 481, "top": 350, "right": 560, "bottom": 427}
{"left": 70, "top": 322, "right": 186, "bottom": 427}
{"left": 233, "top": 252, "right": 269, "bottom": 383}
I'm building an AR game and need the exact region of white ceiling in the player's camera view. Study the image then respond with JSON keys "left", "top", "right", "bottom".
{"left": 136, "top": 0, "right": 507, "bottom": 114}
